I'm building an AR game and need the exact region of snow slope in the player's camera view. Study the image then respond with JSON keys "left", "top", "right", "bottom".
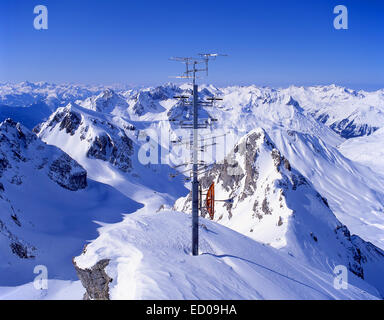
{"left": 0, "top": 280, "right": 84, "bottom": 300}
{"left": 3, "top": 82, "right": 384, "bottom": 300}
{"left": 175, "top": 128, "right": 384, "bottom": 296}
{"left": 0, "top": 119, "right": 141, "bottom": 286}
{"left": 268, "top": 128, "right": 384, "bottom": 250}
{"left": 35, "top": 102, "right": 188, "bottom": 206}
{"left": 339, "top": 127, "right": 384, "bottom": 176}
{"left": 74, "top": 210, "right": 380, "bottom": 300}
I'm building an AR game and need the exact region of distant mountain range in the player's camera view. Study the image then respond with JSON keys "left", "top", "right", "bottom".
{"left": 1, "top": 82, "right": 384, "bottom": 299}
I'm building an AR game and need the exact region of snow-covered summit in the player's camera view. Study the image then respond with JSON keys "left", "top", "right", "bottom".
{"left": 0, "top": 118, "right": 141, "bottom": 286}
{"left": 77, "top": 89, "right": 130, "bottom": 115}
{"left": 36, "top": 103, "right": 135, "bottom": 173}
{"left": 3, "top": 82, "right": 384, "bottom": 139}
{"left": 283, "top": 85, "right": 384, "bottom": 138}
{"left": 2, "top": 81, "right": 384, "bottom": 299}
{"left": 0, "top": 118, "right": 87, "bottom": 191}
{"left": 0, "top": 82, "right": 104, "bottom": 108}
{"left": 175, "top": 128, "right": 384, "bottom": 295}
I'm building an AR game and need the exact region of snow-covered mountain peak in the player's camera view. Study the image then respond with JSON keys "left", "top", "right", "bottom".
{"left": 0, "top": 118, "right": 37, "bottom": 146}
{"left": 0, "top": 117, "right": 141, "bottom": 286}
{"left": 175, "top": 127, "right": 384, "bottom": 295}
{"left": 36, "top": 103, "right": 135, "bottom": 174}
{"left": 2, "top": 81, "right": 384, "bottom": 298}
{"left": 0, "top": 118, "right": 87, "bottom": 192}
{"left": 77, "top": 88, "right": 129, "bottom": 115}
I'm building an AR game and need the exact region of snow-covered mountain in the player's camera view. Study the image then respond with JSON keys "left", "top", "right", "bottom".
{"left": 77, "top": 89, "right": 130, "bottom": 116}
{"left": 174, "top": 128, "right": 384, "bottom": 296}
{"left": 283, "top": 85, "right": 384, "bottom": 138}
{"left": 2, "top": 81, "right": 384, "bottom": 299}
{"left": 0, "top": 118, "right": 141, "bottom": 286}
{"left": 2, "top": 82, "right": 384, "bottom": 138}
{"left": 36, "top": 103, "right": 135, "bottom": 173}
{"left": 0, "top": 82, "right": 129, "bottom": 129}
{"left": 33, "top": 99, "right": 189, "bottom": 236}
{"left": 0, "top": 82, "right": 105, "bottom": 108}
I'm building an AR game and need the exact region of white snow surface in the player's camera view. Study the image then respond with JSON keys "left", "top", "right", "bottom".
{"left": 339, "top": 127, "right": 384, "bottom": 176}
{"left": 2, "top": 82, "right": 384, "bottom": 300}
{"left": 74, "top": 210, "right": 380, "bottom": 300}
{"left": 0, "top": 280, "right": 84, "bottom": 300}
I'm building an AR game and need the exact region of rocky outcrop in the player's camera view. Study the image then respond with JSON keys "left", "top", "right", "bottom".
{"left": 174, "top": 128, "right": 384, "bottom": 291}
{"left": 329, "top": 119, "right": 378, "bottom": 138}
{"left": 44, "top": 106, "right": 82, "bottom": 135}
{"left": 73, "top": 258, "right": 112, "bottom": 300}
{"left": 86, "top": 132, "right": 133, "bottom": 172}
{"left": 0, "top": 118, "right": 87, "bottom": 191}
{"left": 0, "top": 197, "right": 36, "bottom": 260}
{"left": 49, "top": 154, "right": 87, "bottom": 191}
{"left": 36, "top": 104, "right": 135, "bottom": 173}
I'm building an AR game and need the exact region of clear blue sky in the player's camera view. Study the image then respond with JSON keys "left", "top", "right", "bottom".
{"left": 0, "top": 0, "right": 383, "bottom": 90}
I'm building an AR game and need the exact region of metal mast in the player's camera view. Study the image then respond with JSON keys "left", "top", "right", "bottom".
{"left": 170, "top": 53, "right": 225, "bottom": 256}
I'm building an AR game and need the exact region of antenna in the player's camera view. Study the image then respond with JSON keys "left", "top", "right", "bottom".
{"left": 170, "top": 53, "right": 226, "bottom": 256}
{"left": 198, "top": 53, "right": 228, "bottom": 76}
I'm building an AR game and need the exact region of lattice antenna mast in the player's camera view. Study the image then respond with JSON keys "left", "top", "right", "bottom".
{"left": 170, "top": 53, "right": 226, "bottom": 256}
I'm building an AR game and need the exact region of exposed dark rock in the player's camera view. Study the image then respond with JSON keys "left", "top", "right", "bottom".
{"left": 11, "top": 213, "right": 21, "bottom": 227}
{"left": 262, "top": 198, "right": 272, "bottom": 215}
{"left": 73, "top": 258, "right": 113, "bottom": 300}
{"left": 329, "top": 118, "right": 378, "bottom": 139}
{"left": 317, "top": 194, "right": 329, "bottom": 208}
{"left": 10, "top": 175, "right": 22, "bottom": 185}
{"left": 292, "top": 174, "right": 308, "bottom": 190}
{"left": 49, "top": 154, "right": 87, "bottom": 191}
{"left": 59, "top": 111, "right": 82, "bottom": 135}
{"left": 86, "top": 133, "right": 133, "bottom": 172}
{"left": 334, "top": 225, "right": 366, "bottom": 279}
{"left": 10, "top": 242, "right": 35, "bottom": 259}
{"left": 283, "top": 159, "right": 291, "bottom": 171}
{"left": 286, "top": 96, "right": 301, "bottom": 109}
{"left": 310, "top": 232, "right": 318, "bottom": 242}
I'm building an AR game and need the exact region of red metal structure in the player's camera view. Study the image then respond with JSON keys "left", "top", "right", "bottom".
{"left": 206, "top": 182, "right": 215, "bottom": 220}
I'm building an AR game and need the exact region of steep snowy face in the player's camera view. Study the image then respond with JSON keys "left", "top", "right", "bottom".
{"left": 126, "top": 84, "right": 183, "bottom": 118}
{"left": 0, "top": 118, "right": 87, "bottom": 191}
{"left": 0, "top": 118, "right": 86, "bottom": 262}
{"left": 176, "top": 128, "right": 292, "bottom": 247}
{"left": 35, "top": 101, "right": 188, "bottom": 208}
{"left": 174, "top": 128, "right": 384, "bottom": 294}
{"left": 35, "top": 103, "right": 135, "bottom": 173}
{"left": 0, "top": 188, "right": 36, "bottom": 261}
{"left": 284, "top": 85, "right": 384, "bottom": 138}
{"left": 0, "top": 119, "right": 141, "bottom": 286}
{"left": 269, "top": 128, "right": 384, "bottom": 250}
{"left": 207, "top": 85, "right": 343, "bottom": 148}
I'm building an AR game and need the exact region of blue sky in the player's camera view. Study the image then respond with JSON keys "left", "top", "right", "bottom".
{"left": 0, "top": 0, "right": 383, "bottom": 90}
